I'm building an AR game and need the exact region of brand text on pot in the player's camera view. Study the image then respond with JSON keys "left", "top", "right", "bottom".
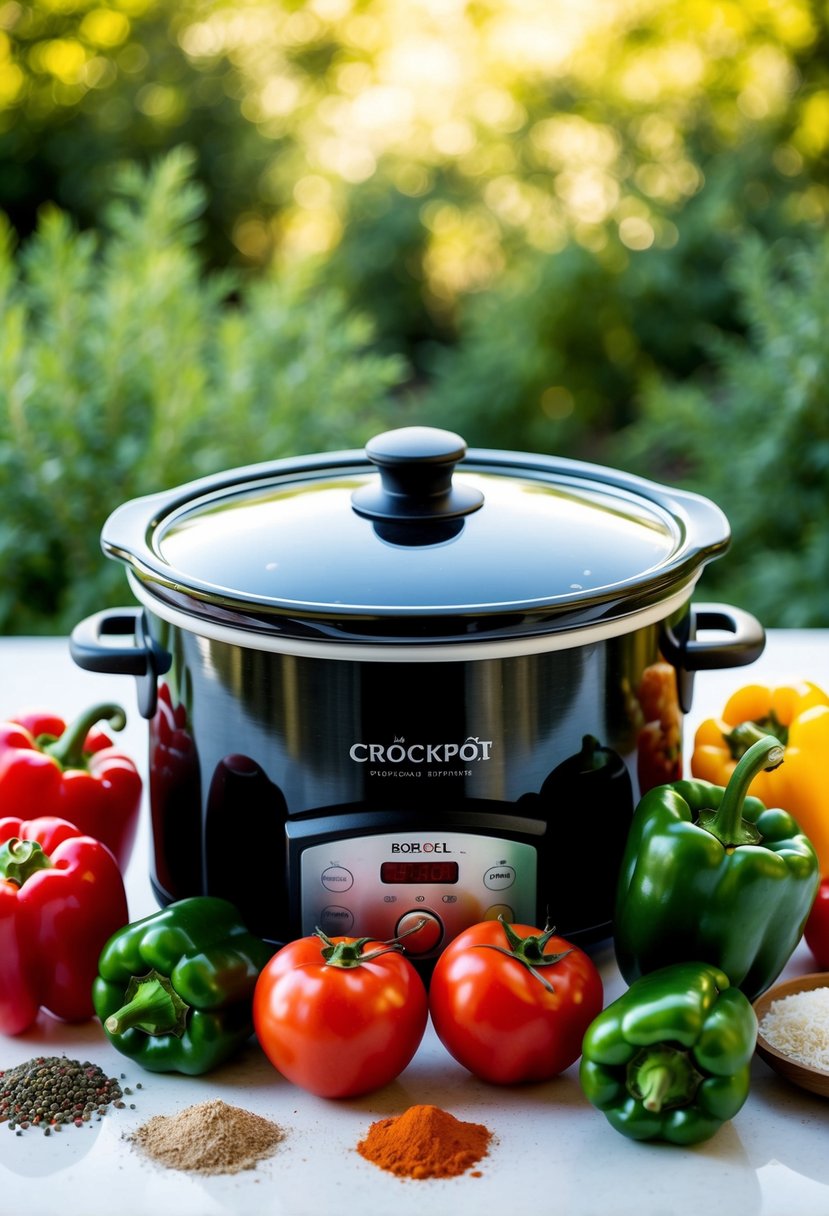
{"left": 349, "top": 737, "right": 494, "bottom": 766}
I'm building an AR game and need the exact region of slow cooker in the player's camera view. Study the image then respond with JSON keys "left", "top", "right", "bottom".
{"left": 70, "top": 427, "right": 765, "bottom": 958}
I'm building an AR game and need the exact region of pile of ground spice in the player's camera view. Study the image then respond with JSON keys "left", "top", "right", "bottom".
{"left": 0, "top": 1055, "right": 126, "bottom": 1134}
{"left": 356, "top": 1103, "right": 492, "bottom": 1180}
{"left": 131, "top": 1099, "right": 284, "bottom": 1175}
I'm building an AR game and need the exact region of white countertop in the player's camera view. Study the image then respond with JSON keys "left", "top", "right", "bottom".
{"left": 0, "top": 629, "right": 827, "bottom": 1216}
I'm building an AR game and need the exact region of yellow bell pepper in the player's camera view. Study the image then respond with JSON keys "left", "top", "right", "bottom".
{"left": 692, "top": 681, "right": 829, "bottom": 875}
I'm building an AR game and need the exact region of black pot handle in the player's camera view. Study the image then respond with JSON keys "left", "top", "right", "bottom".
{"left": 69, "top": 607, "right": 170, "bottom": 719}
{"left": 661, "top": 602, "right": 766, "bottom": 713}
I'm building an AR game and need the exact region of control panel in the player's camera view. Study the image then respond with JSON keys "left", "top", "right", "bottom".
{"left": 297, "top": 831, "right": 538, "bottom": 958}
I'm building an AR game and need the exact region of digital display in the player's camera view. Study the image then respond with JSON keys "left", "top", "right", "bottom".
{"left": 380, "top": 861, "right": 459, "bottom": 885}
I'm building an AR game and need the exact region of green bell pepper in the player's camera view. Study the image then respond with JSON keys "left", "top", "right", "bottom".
{"left": 93, "top": 896, "right": 274, "bottom": 1075}
{"left": 614, "top": 735, "right": 820, "bottom": 1001}
{"left": 579, "top": 962, "right": 757, "bottom": 1145}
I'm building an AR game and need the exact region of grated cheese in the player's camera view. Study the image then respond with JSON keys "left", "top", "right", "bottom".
{"left": 759, "top": 987, "right": 829, "bottom": 1072}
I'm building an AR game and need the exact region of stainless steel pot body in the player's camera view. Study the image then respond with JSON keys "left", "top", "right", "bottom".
{"left": 71, "top": 594, "right": 762, "bottom": 953}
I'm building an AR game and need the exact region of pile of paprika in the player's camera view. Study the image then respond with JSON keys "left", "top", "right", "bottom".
{"left": 356, "top": 1105, "right": 492, "bottom": 1179}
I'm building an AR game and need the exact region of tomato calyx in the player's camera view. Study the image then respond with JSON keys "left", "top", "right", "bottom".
{"left": 471, "top": 917, "right": 572, "bottom": 993}
{"left": 315, "top": 919, "right": 428, "bottom": 969}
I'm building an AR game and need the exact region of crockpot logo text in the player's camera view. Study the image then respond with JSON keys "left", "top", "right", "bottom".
{"left": 349, "top": 736, "right": 493, "bottom": 779}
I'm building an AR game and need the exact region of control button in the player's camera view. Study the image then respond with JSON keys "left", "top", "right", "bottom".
{"left": 321, "top": 865, "right": 354, "bottom": 893}
{"left": 484, "top": 904, "right": 514, "bottom": 922}
{"left": 319, "top": 906, "right": 354, "bottom": 934}
{"left": 484, "top": 864, "right": 516, "bottom": 891}
{"left": 395, "top": 910, "right": 443, "bottom": 955}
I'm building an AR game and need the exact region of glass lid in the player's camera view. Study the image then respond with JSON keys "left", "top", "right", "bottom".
{"left": 102, "top": 427, "right": 731, "bottom": 643}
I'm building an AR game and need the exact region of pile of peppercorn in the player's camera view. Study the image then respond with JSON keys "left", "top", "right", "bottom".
{"left": 0, "top": 1055, "right": 126, "bottom": 1134}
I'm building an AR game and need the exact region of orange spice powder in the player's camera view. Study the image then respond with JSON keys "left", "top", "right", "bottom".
{"left": 356, "top": 1104, "right": 492, "bottom": 1180}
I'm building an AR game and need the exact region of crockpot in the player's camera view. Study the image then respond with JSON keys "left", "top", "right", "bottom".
{"left": 70, "top": 427, "right": 765, "bottom": 958}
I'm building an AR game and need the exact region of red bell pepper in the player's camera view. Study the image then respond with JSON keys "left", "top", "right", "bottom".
{"left": 0, "top": 815, "right": 129, "bottom": 1034}
{"left": 804, "top": 877, "right": 829, "bottom": 969}
{"left": 0, "top": 703, "right": 142, "bottom": 870}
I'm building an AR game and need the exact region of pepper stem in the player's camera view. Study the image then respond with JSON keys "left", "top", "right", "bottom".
{"left": 637, "top": 1065, "right": 673, "bottom": 1112}
{"left": 0, "top": 838, "right": 52, "bottom": 885}
{"left": 696, "top": 735, "right": 784, "bottom": 848}
{"left": 104, "top": 970, "right": 189, "bottom": 1037}
{"left": 726, "top": 714, "right": 788, "bottom": 759}
{"left": 42, "top": 702, "right": 127, "bottom": 770}
{"left": 627, "top": 1047, "right": 704, "bottom": 1113}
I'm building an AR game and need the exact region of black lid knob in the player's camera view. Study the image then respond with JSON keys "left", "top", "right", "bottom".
{"left": 351, "top": 427, "right": 484, "bottom": 522}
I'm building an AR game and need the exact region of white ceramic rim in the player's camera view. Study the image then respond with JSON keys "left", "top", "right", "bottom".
{"left": 129, "top": 571, "right": 697, "bottom": 663}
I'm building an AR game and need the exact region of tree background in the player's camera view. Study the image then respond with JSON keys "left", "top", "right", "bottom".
{"left": 1, "top": 0, "right": 827, "bottom": 631}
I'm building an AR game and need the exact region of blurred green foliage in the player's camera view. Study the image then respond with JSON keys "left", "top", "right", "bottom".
{"left": 418, "top": 133, "right": 815, "bottom": 457}
{"left": 618, "top": 231, "right": 829, "bottom": 627}
{"left": 0, "top": 150, "right": 406, "bottom": 632}
{"left": 0, "top": 0, "right": 274, "bottom": 267}
{"left": 0, "top": 0, "right": 828, "bottom": 629}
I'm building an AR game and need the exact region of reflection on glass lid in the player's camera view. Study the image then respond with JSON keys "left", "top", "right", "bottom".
{"left": 155, "top": 471, "right": 681, "bottom": 611}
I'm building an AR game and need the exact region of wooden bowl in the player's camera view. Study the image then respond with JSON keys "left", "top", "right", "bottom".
{"left": 753, "top": 972, "right": 829, "bottom": 1098}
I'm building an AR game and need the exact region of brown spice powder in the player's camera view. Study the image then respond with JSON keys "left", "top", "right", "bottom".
{"left": 132, "top": 1099, "right": 284, "bottom": 1175}
{"left": 356, "top": 1104, "right": 492, "bottom": 1180}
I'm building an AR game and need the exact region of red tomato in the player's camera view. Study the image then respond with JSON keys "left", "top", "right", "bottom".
{"left": 253, "top": 932, "right": 428, "bottom": 1099}
{"left": 429, "top": 919, "right": 603, "bottom": 1085}
{"left": 804, "top": 878, "right": 829, "bottom": 969}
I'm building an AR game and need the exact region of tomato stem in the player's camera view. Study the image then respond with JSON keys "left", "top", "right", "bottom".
{"left": 470, "top": 917, "right": 572, "bottom": 993}
{"left": 316, "top": 919, "right": 428, "bottom": 968}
